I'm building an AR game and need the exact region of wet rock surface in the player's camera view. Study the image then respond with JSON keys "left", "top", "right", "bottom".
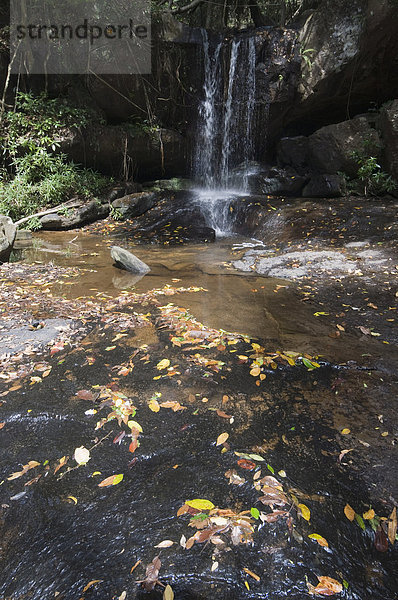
{"left": 0, "top": 215, "right": 16, "bottom": 262}
{"left": 111, "top": 246, "right": 151, "bottom": 274}
{"left": 1, "top": 192, "right": 398, "bottom": 600}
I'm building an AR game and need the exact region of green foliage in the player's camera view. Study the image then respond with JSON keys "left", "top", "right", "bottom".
{"left": 346, "top": 151, "right": 397, "bottom": 197}
{"left": 0, "top": 92, "right": 110, "bottom": 221}
{"left": 300, "top": 48, "right": 315, "bottom": 70}
{"left": 109, "top": 205, "right": 124, "bottom": 221}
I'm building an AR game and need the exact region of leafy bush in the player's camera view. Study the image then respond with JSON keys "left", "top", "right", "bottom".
{"left": 347, "top": 151, "right": 397, "bottom": 196}
{"left": 0, "top": 91, "right": 110, "bottom": 222}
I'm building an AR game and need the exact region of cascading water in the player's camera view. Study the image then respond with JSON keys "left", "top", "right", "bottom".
{"left": 220, "top": 39, "right": 241, "bottom": 187}
{"left": 194, "top": 32, "right": 258, "bottom": 236}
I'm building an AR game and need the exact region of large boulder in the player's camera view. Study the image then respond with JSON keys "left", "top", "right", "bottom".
{"left": 307, "top": 117, "right": 381, "bottom": 176}
{"left": 380, "top": 99, "right": 398, "bottom": 180}
{"left": 110, "top": 246, "right": 150, "bottom": 274}
{"left": 39, "top": 200, "right": 110, "bottom": 230}
{"left": 0, "top": 215, "right": 16, "bottom": 262}
{"left": 111, "top": 192, "right": 156, "bottom": 219}
{"left": 302, "top": 174, "right": 346, "bottom": 198}
{"left": 282, "top": 0, "right": 398, "bottom": 133}
{"left": 276, "top": 136, "right": 310, "bottom": 172}
{"left": 249, "top": 166, "right": 308, "bottom": 196}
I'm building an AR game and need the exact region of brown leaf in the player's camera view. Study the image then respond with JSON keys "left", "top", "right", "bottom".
{"left": 388, "top": 507, "right": 397, "bottom": 545}
{"left": 216, "top": 409, "right": 232, "bottom": 419}
{"left": 75, "top": 389, "right": 95, "bottom": 401}
{"left": 0, "top": 422, "right": 5, "bottom": 429}
{"left": 374, "top": 526, "right": 389, "bottom": 552}
{"left": 54, "top": 455, "right": 68, "bottom": 475}
{"left": 138, "top": 555, "right": 162, "bottom": 591}
{"left": 308, "top": 576, "right": 343, "bottom": 596}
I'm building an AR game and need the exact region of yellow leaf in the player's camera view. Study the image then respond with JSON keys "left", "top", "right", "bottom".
{"left": 341, "top": 428, "right": 351, "bottom": 435}
{"left": 308, "top": 533, "right": 329, "bottom": 548}
{"left": 298, "top": 503, "right": 311, "bottom": 521}
{"left": 157, "top": 359, "right": 170, "bottom": 370}
{"left": 66, "top": 495, "right": 78, "bottom": 504}
{"left": 185, "top": 498, "right": 215, "bottom": 511}
{"left": 250, "top": 366, "right": 260, "bottom": 377}
{"left": 127, "top": 420, "right": 143, "bottom": 432}
{"left": 363, "top": 509, "right": 375, "bottom": 520}
{"left": 148, "top": 398, "right": 160, "bottom": 412}
{"left": 344, "top": 503, "right": 355, "bottom": 521}
{"left": 163, "top": 584, "right": 174, "bottom": 600}
{"left": 105, "top": 345, "right": 116, "bottom": 351}
{"left": 216, "top": 432, "right": 229, "bottom": 446}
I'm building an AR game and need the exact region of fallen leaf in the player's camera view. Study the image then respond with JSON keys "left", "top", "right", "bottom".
{"left": 298, "top": 503, "right": 311, "bottom": 521}
{"left": 375, "top": 525, "right": 389, "bottom": 552}
{"left": 137, "top": 555, "right": 161, "bottom": 592}
{"left": 308, "top": 576, "right": 343, "bottom": 596}
{"left": 185, "top": 498, "right": 215, "bottom": 511}
{"left": 211, "top": 561, "right": 219, "bottom": 572}
{"left": 0, "top": 422, "right": 5, "bottom": 429}
{"left": 243, "top": 568, "right": 260, "bottom": 582}
{"left": 154, "top": 540, "right": 174, "bottom": 548}
{"left": 54, "top": 455, "right": 68, "bottom": 474}
{"left": 8, "top": 460, "right": 40, "bottom": 480}
{"left": 216, "top": 409, "right": 232, "bottom": 419}
{"left": 308, "top": 533, "right": 329, "bottom": 548}
{"left": 341, "top": 428, "right": 350, "bottom": 435}
{"left": 338, "top": 449, "right": 353, "bottom": 463}
{"left": 237, "top": 459, "right": 256, "bottom": 470}
{"left": 157, "top": 359, "right": 170, "bottom": 370}
{"left": 163, "top": 584, "right": 174, "bottom": 600}
{"left": 216, "top": 432, "right": 229, "bottom": 446}
{"left": 130, "top": 559, "right": 141, "bottom": 573}
{"left": 66, "top": 495, "right": 78, "bottom": 504}
{"left": 98, "top": 473, "right": 124, "bottom": 487}
{"left": 388, "top": 507, "right": 397, "bottom": 545}
{"left": 363, "top": 509, "right": 375, "bottom": 520}
{"left": 250, "top": 366, "right": 261, "bottom": 377}
{"left": 148, "top": 398, "right": 160, "bottom": 412}
{"left": 74, "top": 446, "right": 90, "bottom": 465}
{"left": 118, "top": 592, "right": 127, "bottom": 600}
{"left": 344, "top": 504, "right": 355, "bottom": 521}
{"left": 82, "top": 580, "right": 103, "bottom": 594}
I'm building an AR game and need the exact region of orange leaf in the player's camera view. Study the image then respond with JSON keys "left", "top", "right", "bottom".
{"left": 98, "top": 473, "right": 123, "bottom": 487}
{"left": 344, "top": 504, "right": 355, "bottom": 521}
{"left": 82, "top": 580, "right": 103, "bottom": 593}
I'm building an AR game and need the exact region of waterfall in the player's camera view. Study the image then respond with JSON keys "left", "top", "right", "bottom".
{"left": 194, "top": 32, "right": 258, "bottom": 236}
{"left": 220, "top": 39, "right": 241, "bottom": 187}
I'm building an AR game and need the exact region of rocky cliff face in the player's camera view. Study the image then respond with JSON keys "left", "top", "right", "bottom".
{"left": 282, "top": 0, "right": 398, "bottom": 135}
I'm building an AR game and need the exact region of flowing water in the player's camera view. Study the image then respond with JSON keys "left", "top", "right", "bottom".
{"left": 193, "top": 32, "right": 259, "bottom": 236}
